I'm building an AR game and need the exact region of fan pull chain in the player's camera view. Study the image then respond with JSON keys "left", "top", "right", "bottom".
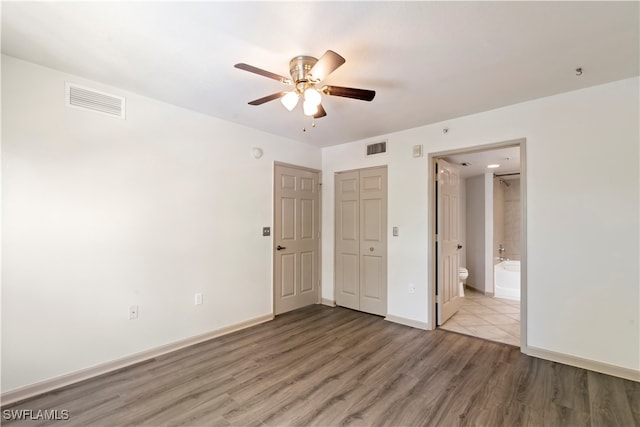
{"left": 302, "top": 118, "right": 317, "bottom": 132}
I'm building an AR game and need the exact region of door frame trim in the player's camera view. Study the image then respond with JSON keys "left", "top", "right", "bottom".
{"left": 427, "top": 138, "right": 528, "bottom": 354}
{"left": 272, "top": 162, "right": 322, "bottom": 315}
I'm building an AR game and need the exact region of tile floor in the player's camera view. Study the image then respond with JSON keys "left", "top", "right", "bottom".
{"left": 438, "top": 287, "right": 520, "bottom": 347}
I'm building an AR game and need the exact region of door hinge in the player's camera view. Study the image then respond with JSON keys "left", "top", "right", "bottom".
{"left": 436, "top": 294, "right": 442, "bottom": 304}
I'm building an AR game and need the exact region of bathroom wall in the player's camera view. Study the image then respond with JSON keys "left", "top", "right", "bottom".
{"left": 504, "top": 178, "right": 521, "bottom": 260}
{"left": 493, "top": 177, "right": 521, "bottom": 261}
{"left": 459, "top": 179, "right": 467, "bottom": 270}
{"left": 465, "top": 175, "right": 486, "bottom": 292}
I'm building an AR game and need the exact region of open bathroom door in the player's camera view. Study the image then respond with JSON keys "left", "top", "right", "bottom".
{"left": 436, "top": 159, "right": 462, "bottom": 325}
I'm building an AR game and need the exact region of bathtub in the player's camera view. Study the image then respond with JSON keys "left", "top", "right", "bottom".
{"left": 494, "top": 260, "right": 520, "bottom": 300}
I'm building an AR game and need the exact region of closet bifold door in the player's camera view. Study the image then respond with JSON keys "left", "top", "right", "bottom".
{"left": 335, "top": 170, "right": 360, "bottom": 310}
{"left": 358, "top": 167, "right": 387, "bottom": 316}
{"left": 335, "top": 167, "right": 387, "bottom": 316}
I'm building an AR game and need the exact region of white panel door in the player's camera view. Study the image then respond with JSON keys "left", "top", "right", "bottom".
{"left": 274, "top": 165, "right": 320, "bottom": 315}
{"left": 335, "top": 167, "right": 387, "bottom": 316}
{"left": 437, "top": 159, "right": 462, "bottom": 325}
{"left": 359, "top": 167, "right": 387, "bottom": 316}
{"left": 335, "top": 171, "right": 360, "bottom": 310}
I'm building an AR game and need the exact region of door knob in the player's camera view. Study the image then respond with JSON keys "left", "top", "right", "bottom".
{"left": 276, "top": 245, "right": 286, "bottom": 251}
{"left": 370, "top": 247, "right": 374, "bottom": 252}
{"left": 457, "top": 244, "right": 463, "bottom": 250}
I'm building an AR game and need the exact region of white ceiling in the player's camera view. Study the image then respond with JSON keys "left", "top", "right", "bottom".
{"left": 2, "top": 1, "right": 638, "bottom": 147}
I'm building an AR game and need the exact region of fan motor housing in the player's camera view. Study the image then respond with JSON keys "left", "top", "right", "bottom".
{"left": 289, "top": 56, "right": 318, "bottom": 83}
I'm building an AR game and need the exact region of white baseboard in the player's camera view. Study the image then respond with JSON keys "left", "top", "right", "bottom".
{"left": 527, "top": 346, "right": 640, "bottom": 382}
{"left": 1, "top": 313, "right": 274, "bottom": 405}
{"left": 385, "top": 314, "right": 429, "bottom": 330}
{"left": 321, "top": 298, "right": 336, "bottom": 307}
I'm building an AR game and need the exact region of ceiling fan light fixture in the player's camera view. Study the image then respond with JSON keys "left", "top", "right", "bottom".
{"left": 304, "top": 87, "right": 322, "bottom": 106}
{"left": 303, "top": 100, "right": 318, "bottom": 116}
{"left": 236, "top": 50, "right": 375, "bottom": 120}
{"left": 280, "top": 91, "right": 299, "bottom": 111}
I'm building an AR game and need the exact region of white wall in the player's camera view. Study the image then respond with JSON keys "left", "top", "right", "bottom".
{"left": 458, "top": 178, "right": 466, "bottom": 270}
{"left": 322, "top": 76, "right": 639, "bottom": 372}
{"left": 1, "top": 56, "right": 322, "bottom": 392}
{"left": 465, "top": 175, "right": 486, "bottom": 292}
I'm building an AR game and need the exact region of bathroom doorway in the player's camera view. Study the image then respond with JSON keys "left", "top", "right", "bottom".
{"left": 429, "top": 139, "right": 527, "bottom": 350}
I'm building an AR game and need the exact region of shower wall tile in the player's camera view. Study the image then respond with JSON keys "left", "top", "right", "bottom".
{"left": 494, "top": 179, "right": 505, "bottom": 260}
{"left": 504, "top": 179, "right": 521, "bottom": 260}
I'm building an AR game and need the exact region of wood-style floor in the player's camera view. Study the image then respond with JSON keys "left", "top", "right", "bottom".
{"left": 3, "top": 305, "right": 639, "bottom": 426}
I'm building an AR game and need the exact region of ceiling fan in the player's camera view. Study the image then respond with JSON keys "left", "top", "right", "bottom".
{"left": 234, "top": 50, "right": 375, "bottom": 119}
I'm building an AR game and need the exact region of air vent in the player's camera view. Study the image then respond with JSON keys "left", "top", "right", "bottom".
{"left": 65, "top": 83, "right": 125, "bottom": 119}
{"left": 366, "top": 141, "right": 386, "bottom": 156}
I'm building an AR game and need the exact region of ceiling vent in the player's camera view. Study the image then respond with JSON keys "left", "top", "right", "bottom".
{"left": 65, "top": 83, "right": 126, "bottom": 119}
{"left": 366, "top": 141, "right": 387, "bottom": 156}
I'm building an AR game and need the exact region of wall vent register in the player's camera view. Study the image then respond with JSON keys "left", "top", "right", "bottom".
{"left": 65, "top": 82, "right": 126, "bottom": 119}
{"left": 366, "top": 141, "right": 386, "bottom": 156}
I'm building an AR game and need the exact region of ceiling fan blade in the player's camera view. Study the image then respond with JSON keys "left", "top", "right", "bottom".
{"left": 307, "top": 50, "right": 345, "bottom": 82}
{"left": 314, "top": 104, "right": 327, "bottom": 119}
{"left": 248, "top": 92, "right": 288, "bottom": 106}
{"left": 321, "top": 85, "right": 376, "bottom": 101}
{"left": 235, "top": 63, "right": 292, "bottom": 84}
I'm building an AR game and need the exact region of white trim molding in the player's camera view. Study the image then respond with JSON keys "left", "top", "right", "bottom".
{"left": 1, "top": 314, "right": 274, "bottom": 405}
{"left": 527, "top": 346, "right": 640, "bottom": 382}
{"left": 321, "top": 298, "right": 336, "bottom": 307}
{"left": 385, "top": 314, "right": 429, "bottom": 330}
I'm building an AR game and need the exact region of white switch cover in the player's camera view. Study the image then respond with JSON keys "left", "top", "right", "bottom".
{"left": 393, "top": 226, "right": 399, "bottom": 236}
{"left": 129, "top": 305, "right": 139, "bottom": 320}
{"left": 408, "top": 284, "right": 415, "bottom": 294}
{"left": 195, "top": 293, "right": 203, "bottom": 305}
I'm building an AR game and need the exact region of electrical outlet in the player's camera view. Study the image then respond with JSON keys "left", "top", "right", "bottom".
{"left": 408, "top": 284, "right": 415, "bottom": 294}
{"left": 129, "top": 305, "right": 139, "bottom": 320}
{"left": 195, "top": 293, "right": 203, "bottom": 305}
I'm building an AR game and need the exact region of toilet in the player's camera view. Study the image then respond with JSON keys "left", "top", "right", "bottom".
{"left": 459, "top": 267, "right": 469, "bottom": 297}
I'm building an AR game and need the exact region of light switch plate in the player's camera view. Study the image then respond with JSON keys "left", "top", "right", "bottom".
{"left": 263, "top": 227, "right": 271, "bottom": 236}
{"left": 393, "top": 226, "right": 399, "bottom": 236}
